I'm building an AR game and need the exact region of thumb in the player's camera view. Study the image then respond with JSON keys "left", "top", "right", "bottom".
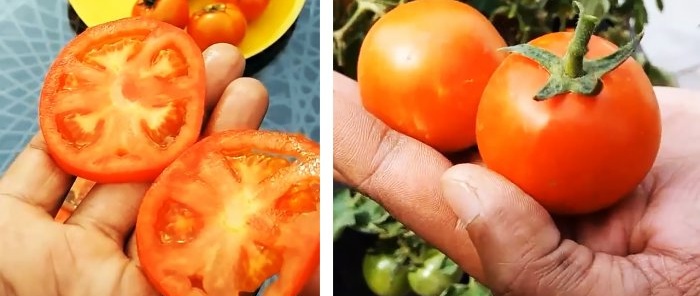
{"left": 440, "top": 164, "right": 592, "bottom": 294}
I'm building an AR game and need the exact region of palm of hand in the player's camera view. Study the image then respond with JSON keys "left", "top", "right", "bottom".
{"left": 0, "top": 198, "right": 153, "bottom": 296}
{"left": 554, "top": 88, "right": 700, "bottom": 294}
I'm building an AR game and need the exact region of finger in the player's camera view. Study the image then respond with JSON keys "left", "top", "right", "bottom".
{"left": 441, "top": 164, "right": 602, "bottom": 294}
{"left": 125, "top": 231, "right": 141, "bottom": 263}
{"left": 332, "top": 72, "right": 483, "bottom": 277}
{"left": 203, "top": 77, "right": 269, "bottom": 136}
{"left": 66, "top": 45, "right": 258, "bottom": 245}
{"left": 0, "top": 133, "right": 74, "bottom": 215}
{"left": 203, "top": 43, "right": 246, "bottom": 113}
{"left": 333, "top": 71, "right": 362, "bottom": 106}
{"left": 66, "top": 183, "right": 149, "bottom": 243}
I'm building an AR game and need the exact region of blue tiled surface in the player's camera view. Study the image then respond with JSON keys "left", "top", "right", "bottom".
{"left": 0, "top": 0, "right": 320, "bottom": 172}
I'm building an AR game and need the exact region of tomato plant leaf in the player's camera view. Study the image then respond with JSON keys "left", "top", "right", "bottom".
{"left": 465, "top": 278, "right": 493, "bottom": 296}
{"left": 440, "top": 284, "right": 470, "bottom": 296}
{"left": 333, "top": 187, "right": 356, "bottom": 241}
{"left": 582, "top": 0, "right": 611, "bottom": 18}
{"left": 352, "top": 191, "right": 391, "bottom": 229}
{"left": 376, "top": 220, "right": 408, "bottom": 239}
{"left": 437, "top": 255, "right": 461, "bottom": 277}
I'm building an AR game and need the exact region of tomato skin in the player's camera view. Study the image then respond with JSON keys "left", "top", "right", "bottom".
{"left": 357, "top": 0, "right": 507, "bottom": 153}
{"left": 38, "top": 17, "right": 206, "bottom": 183}
{"left": 132, "top": 0, "right": 190, "bottom": 29}
{"left": 475, "top": 33, "right": 661, "bottom": 215}
{"left": 187, "top": 3, "right": 248, "bottom": 51}
{"left": 407, "top": 251, "right": 462, "bottom": 296}
{"left": 136, "top": 130, "right": 320, "bottom": 296}
{"left": 362, "top": 252, "right": 411, "bottom": 296}
{"left": 230, "top": 0, "right": 270, "bottom": 22}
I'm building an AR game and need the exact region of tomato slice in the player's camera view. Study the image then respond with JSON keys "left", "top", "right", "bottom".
{"left": 38, "top": 17, "right": 206, "bottom": 183}
{"left": 135, "top": 130, "right": 320, "bottom": 296}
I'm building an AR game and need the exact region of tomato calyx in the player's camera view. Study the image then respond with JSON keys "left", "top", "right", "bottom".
{"left": 500, "top": 1, "right": 643, "bottom": 101}
{"left": 203, "top": 3, "right": 229, "bottom": 13}
{"left": 140, "top": 0, "right": 157, "bottom": 8}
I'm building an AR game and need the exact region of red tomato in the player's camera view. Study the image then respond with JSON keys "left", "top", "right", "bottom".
{"left": 132, "top": 0, "right": 190, "bottom": 29}
{"left": 38, "top": 18, "right": 206, "bottom": 183}
{"left": 476, "top": 32, "right": 661, "bottom": 215}
{"left": 230, "top": 0, "right": 270, "bottom": 22}
{"left": 135, "top": 130, "right": 320, "bottom": 296}
{"left": 187, "top": 3, "right": 248, "bottom": 51}
{"left": 357, "top": 0, "right": 507, "bottom": 153}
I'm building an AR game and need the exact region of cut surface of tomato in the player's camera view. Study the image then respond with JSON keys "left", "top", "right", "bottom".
{"left": 135, "top": 130, "right": 320, "bottom": 296}
{"left": 39, "top": 17, "right": 206, "bottom": 183}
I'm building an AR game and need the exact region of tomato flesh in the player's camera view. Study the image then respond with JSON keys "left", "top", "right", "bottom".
{"left": 136, "top": 130, "right": 320, "bottom": 296}
{"left": 39, "top": 18, "right": 206, "bottom": 183}
{"left": 476, "top": 33, "right": 661, "bottom": 215}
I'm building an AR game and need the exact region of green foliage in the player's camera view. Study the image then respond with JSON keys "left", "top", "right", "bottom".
{"left": 334, "top": 187, "right": 492, "bottom": 296}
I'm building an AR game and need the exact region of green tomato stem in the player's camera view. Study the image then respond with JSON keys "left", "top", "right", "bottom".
{"left": 498, "top": 1, "right": 644, "bottom": 100}
{"left": 563, "top": 14, "right": 598, "bottom": 78}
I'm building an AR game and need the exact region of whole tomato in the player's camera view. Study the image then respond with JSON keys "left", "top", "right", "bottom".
{"left": 187, "top": 3, "right": 248, "bottom": 50}
{"left": 407, "top": 250, "right": 463, "bottom": 296}
{"left": 475, "top": 12, "right": 661, "bottom": 215}
{"left": 357, "top": 0, "right": 507, "bottom": 153}
{"left": 230, "top": 0, "right": 270, "bottom": 22}
{"left": 362, "top": 251, "right": 411, "bottom": 296}
{"left": 132, "top": 0, "right": 189, "bottom": 29}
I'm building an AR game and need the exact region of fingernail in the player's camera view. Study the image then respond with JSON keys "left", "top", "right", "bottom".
{"left": 442, "top": 178, "right": 482, "bottom": 227}
{"left": 202, "top": 48, "right": 218, "bottom": 63}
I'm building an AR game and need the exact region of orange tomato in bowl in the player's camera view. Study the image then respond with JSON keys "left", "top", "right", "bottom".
{"left": 187, "top": 3, "right": 248, "bottom": 51}
{"left": 132, "top": 0, "right": 190, "bottom": 28}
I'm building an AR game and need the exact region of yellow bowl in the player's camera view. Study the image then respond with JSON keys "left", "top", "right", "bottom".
{"left": 68, "top": 0, "right": 306, "bottom": 58}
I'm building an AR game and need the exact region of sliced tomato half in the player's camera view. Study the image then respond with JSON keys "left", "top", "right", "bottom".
{"left": 135, "top": 130, "right": 320, "bottom": 296}
{"left": 39, "top": 17, "right": 206, "bottom": 183}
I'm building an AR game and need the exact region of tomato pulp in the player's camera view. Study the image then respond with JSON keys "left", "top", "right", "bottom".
{"left": 136, "top": 130, "right": 320, "bottom": 296}
{"left": 38, "top": 18, "right": 206, "bottom": 183}
{"left": 476, "top": 25, "right": 661, "bottom": 214}
{"left": 357, "top": 0, "right": 506, "bottom": 153}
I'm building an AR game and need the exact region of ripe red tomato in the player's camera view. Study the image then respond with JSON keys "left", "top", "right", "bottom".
{"left": 476, "top": 32, "right": 661, "bottom": 215}
{"left": 135, "top": 130, "right": 320, "bottom": 296}
{"left": 230, "top": 0, "right": 270, "bottom": 22}
{"left": 38, "top": 18, "right": 206, "bottom": 183}
{"left": 132, "top": 0, "right": 190, "bottom": 29}
{"left": 187, "top": 3, "right": 248, "bottom": 51}
{"left": 357, "top": 0, "right": 507, "bottom": 153}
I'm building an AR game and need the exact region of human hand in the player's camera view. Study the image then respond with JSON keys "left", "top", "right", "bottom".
{"left": 334, "top": 71, "right": 700, "bottom": 295}
{"left": 0, "top": 44, "right": 271, "bottom": 296}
